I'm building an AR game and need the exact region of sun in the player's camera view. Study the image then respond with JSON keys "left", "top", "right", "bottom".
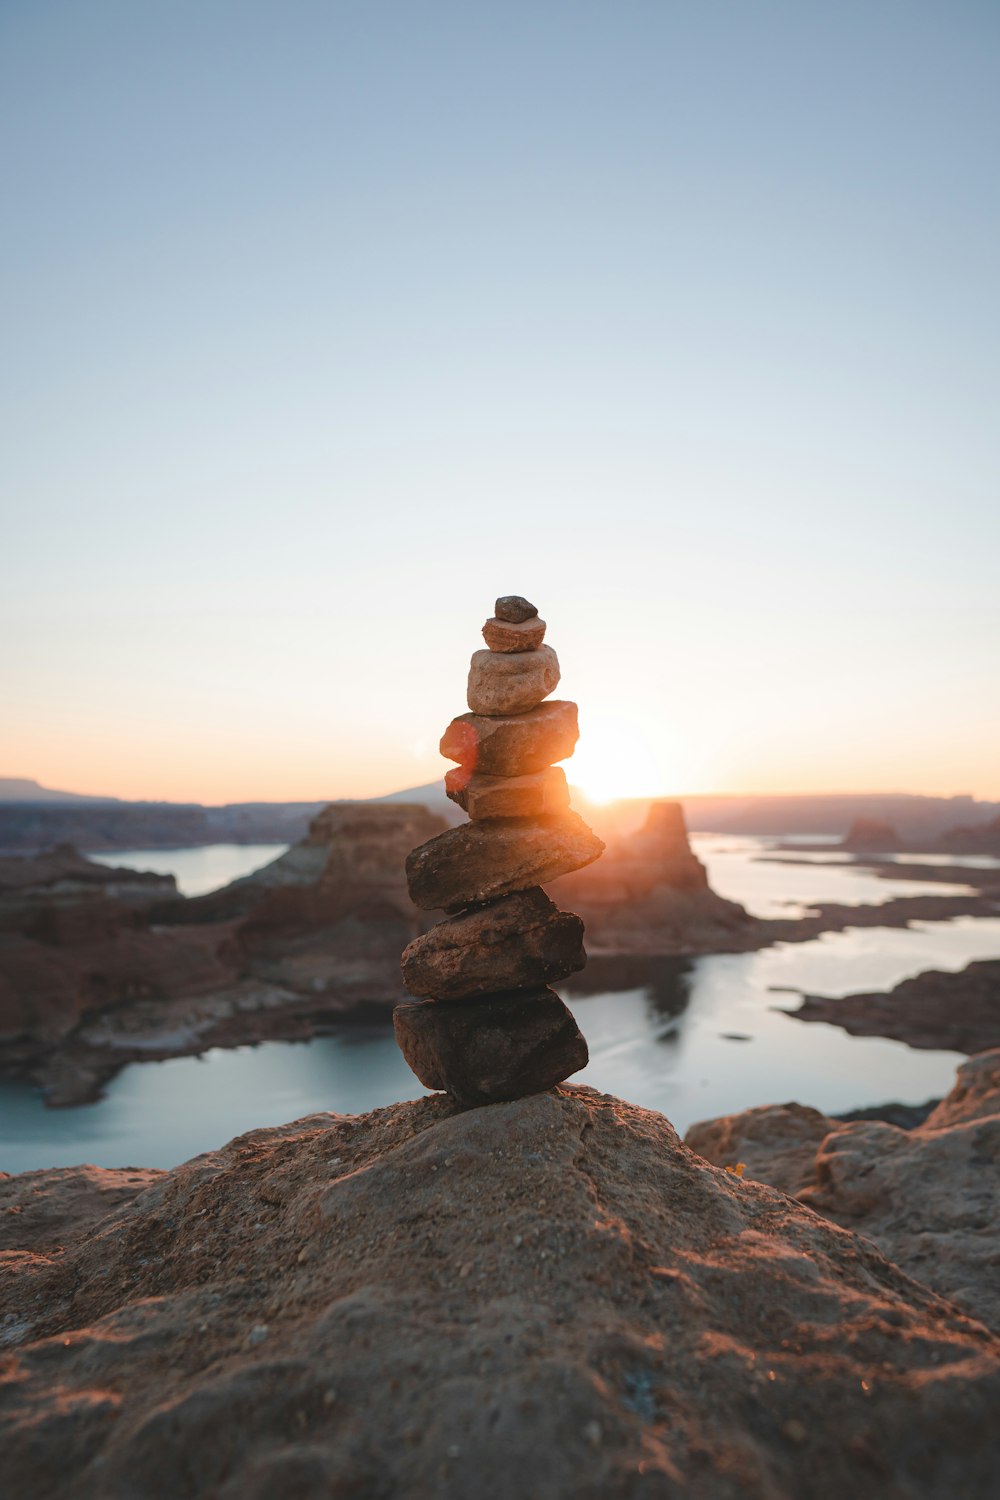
{"left": 567, "top": 716, "right": 676, "bottom": 804}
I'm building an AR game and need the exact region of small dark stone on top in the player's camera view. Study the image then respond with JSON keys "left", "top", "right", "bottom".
{"left": 495, "top": 595, "right": 538, "bottom": 624}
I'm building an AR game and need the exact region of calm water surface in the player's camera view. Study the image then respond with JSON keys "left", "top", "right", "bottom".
{"left": 3, "top": 837, "right": 997, "bottom": 1173}
{"left": 90, "top": 843, "right": 288, "bottom": 896}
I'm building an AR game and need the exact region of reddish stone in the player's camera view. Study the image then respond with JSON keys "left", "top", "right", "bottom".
{"left": 405, "top": 811, "right": 605, "bottom": 913}
{"left": 482, "top": 616, "right": 547, "bottom": 653}
{"left": 445, "top": 766, "right": 570, "bottom": 820}
{"left": 401, "top": 887, "right": 586, "bottom": 1000}
{"left": 393, "top": 986, "right": 588, "bottom": 1105}
{"left": 440, "top": 700, "right": 579, "bottom": 776}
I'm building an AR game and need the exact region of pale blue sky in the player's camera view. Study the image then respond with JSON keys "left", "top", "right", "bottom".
{"left": 3, "top": 1, "right": 998, "bottom": 801}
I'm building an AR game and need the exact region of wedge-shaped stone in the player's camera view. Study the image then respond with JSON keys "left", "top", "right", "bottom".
{"left": 401, "top": 887, "right": 586, "bottom": 1000}
{"left": 440, "top": 699, "right": 579, "bottom": 776}
{"left": 482, "top": 615, "right": 546, "bottom": 653}
{"left": 405, "top": 811, "right": 605, "bottom": 913}
{"left": 393, "top": 987, "right": 588, "bottom": 1105}
{"left": 445, "top": 765, "right": 570, "bottom": 820}
{"left": 467, "top": 645, "right": 560, "bottom": 716}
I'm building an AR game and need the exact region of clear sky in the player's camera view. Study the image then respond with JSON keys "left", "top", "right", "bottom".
{"left": 3, "top": 0, "right": 998, "bottom": 804}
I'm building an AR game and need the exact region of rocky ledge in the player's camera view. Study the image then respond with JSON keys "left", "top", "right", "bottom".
{"left": 786, "top": 958, "right": 1000, "bottom": 1054}
{"left": 686, "top": 1048, "right": 1000, "bottom": 1333}
{"left": 3, "top": 1076, "right": 1000, "bottom": 1498}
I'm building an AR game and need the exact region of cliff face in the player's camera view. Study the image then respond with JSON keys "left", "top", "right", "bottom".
{"left": 550, "top": 801, "right": 755, "bottom": 954}
{"left": 234, "top": 804, "right": 449, "bottom": 993}
{"left": 0, "top": 847, "right": 227, "bottom": 1055}
{"left": 0, "top": 807, "right": 448, "bottom": 1106}
{"left": 2, "top": 1078, "right": 999, "bottom": 1499}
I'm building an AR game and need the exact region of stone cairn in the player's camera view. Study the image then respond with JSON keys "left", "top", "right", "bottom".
{"left": 394, "top": 595, "right": 605, "bottom": 1107}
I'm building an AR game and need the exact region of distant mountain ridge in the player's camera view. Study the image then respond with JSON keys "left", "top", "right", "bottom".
{"left": 2, "top": 776, "right": 997, "bottom": 853}
{"left": 0, "top": 777, "right": 122, "bottom": 804}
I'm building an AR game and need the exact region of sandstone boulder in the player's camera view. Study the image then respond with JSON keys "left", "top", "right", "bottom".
{"left": 482, "top": 615, "right": 547, "bottom": 652}
{"left": 445, "top": 766, "right": 570, "bottom": 820}
{"left": 440, "top": 700, "right": 579, "bottom": 776}
{"left": 3, "top": 1088, "right": 999, "bottom": 1499}
{"left": 405, "top": 812, "right": 605, "bottom": 912}
{"left": 394, "top": 988, "right": 588, "bottom": 1104}
{"left": 401, "top": 888, "right": 586, "bottom": 1000}
{"left": 685, "top": 1049, "right": 1000, "bottom": 1331}
{"left": 467, "top": 645, "right": 560, "bottom": 717}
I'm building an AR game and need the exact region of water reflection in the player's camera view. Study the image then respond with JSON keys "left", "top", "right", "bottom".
{"left": 562, "top": 954, "right": 693, "bottom": 1027}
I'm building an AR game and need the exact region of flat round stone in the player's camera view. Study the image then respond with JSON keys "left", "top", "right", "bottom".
{"left": 482, "top": 615, "right": 546, "bottom": 653}
{"left": 494, "top": 595, "right": 538, "bottom": 623}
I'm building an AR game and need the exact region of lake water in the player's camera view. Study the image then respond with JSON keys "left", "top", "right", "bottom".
{"left": 90, "top": 843, "right": 288, "bottom": 896}
{"left": 3, "top": 836, "right": 998, "bottom": 1174}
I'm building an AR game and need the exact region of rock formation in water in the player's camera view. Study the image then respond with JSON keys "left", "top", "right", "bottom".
{"left": 551, "top": 800, "right": 755, "bottom": 953}
{"left": 842, "top": 816, "right": 904, "bottom": 852}
{"left": 396, "top": 597, "right": 604, "bottom": 1104}
{"left": 3, "top": 1071, "right": 1000, "bottom": 1498}
{"left": 786, "top": 958, "right": 1000, "bottom": 1055}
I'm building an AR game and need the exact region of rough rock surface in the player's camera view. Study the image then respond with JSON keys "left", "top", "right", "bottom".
{"left": 445, "top": 766, "right": 570, "bottom": 820}
{"left": 685, "top": 1049, "right": 1000, "bottom": 1331}
{"left": 3, "top": 1086, "right": 1000, "bottom": 1499}
{"left": 0, "top": 1165, "right": 163, "bottom": 1254}
{"left": 788, "top": 960, "right": 1000, "bottom": 1054}
{"left": 401, "top": 888, "right": 586, "bottom": 1000}
{"left": 494, "top": 593, "right": 537, "bottom": 622}
{"left": 482, "top": 614, "right": 547, "bottom": 652}
{"left": 552, "top": 801, "right": 754, "bottom": 954}
{"left": 467, "top": 645, "right": 561, "bottom": 717}
{"left": 394, "top": 990, "right": 588, "bottom": 1104}
{"left": 440, "top": 700, "right": 579, "bottom": 776}
{"left": 406, "top": 813, "right": 605, "bottom": 913}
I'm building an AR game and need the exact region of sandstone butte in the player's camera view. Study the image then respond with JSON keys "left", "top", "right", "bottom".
{"left": 2, "top": 1062, "right": 1000, "bottom": 1498}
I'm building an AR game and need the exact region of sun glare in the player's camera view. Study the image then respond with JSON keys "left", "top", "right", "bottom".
{"left": 568, "top": 717, "right": 677, "bottom": 804}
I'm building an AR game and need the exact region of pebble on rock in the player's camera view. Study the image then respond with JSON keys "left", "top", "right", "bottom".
{"left": 467, "top": 645, "right": 560, "bottom": 717}
{"left": 445, "top": 765, "right": 570, "bottom": 821}
{"left": 401, "top": 887, "right": 586, "bottom": 1001}
{"left": 393, "top": 986, "right": 588, "bottom": 1105}
{"left": 440, "top": 701, "right": 579, "bottom": 776}
{"left": 482, "top": 615, "right": 547, "bottom": 653}
{"left": 405, "top": 811, "right": 605, "bottom": 913}
{"left": 494, "top": 595, "right": 538, "bottom": 624}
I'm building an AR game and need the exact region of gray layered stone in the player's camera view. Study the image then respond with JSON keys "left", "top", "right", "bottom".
{"left": 445, "top": 765, "right": 570, "bottom": 820}
{"left": 393, "top": 987, "right": 588, "bottom": 1105}
{"left": 467, "top": 645, "right": 560, "bottom": 717}
{"left": 405, "top": 811, "right": 605, "bottom": 913}
{"left": 401, "top": 887, "right": 586, "bottom": 1000}
{"left": 440, "top": 700, "right": 579, "bottom": 776}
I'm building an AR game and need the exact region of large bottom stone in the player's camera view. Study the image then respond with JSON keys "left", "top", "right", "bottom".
{"left": 401, "top": 887, "right": 586, "bottom": 1000}
{"left": 405, "top": 811, "right": 605, "bottom": 912}
{"left": 393, "top": 987, "right": 588, "bottom": 1106}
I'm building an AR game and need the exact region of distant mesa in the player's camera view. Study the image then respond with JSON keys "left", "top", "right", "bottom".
{"left": 841, "top": 816, "right": 903, "bottom": 852}
{"left": 551, "top": 799, "right": 755, "bottom": 955}
{"left": 937, "top": 811, "right": 1000, "bottom": 856}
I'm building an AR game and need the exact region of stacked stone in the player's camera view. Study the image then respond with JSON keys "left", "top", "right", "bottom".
{"left": 394, "top": 596, "right": 605, "bottom": 1107}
